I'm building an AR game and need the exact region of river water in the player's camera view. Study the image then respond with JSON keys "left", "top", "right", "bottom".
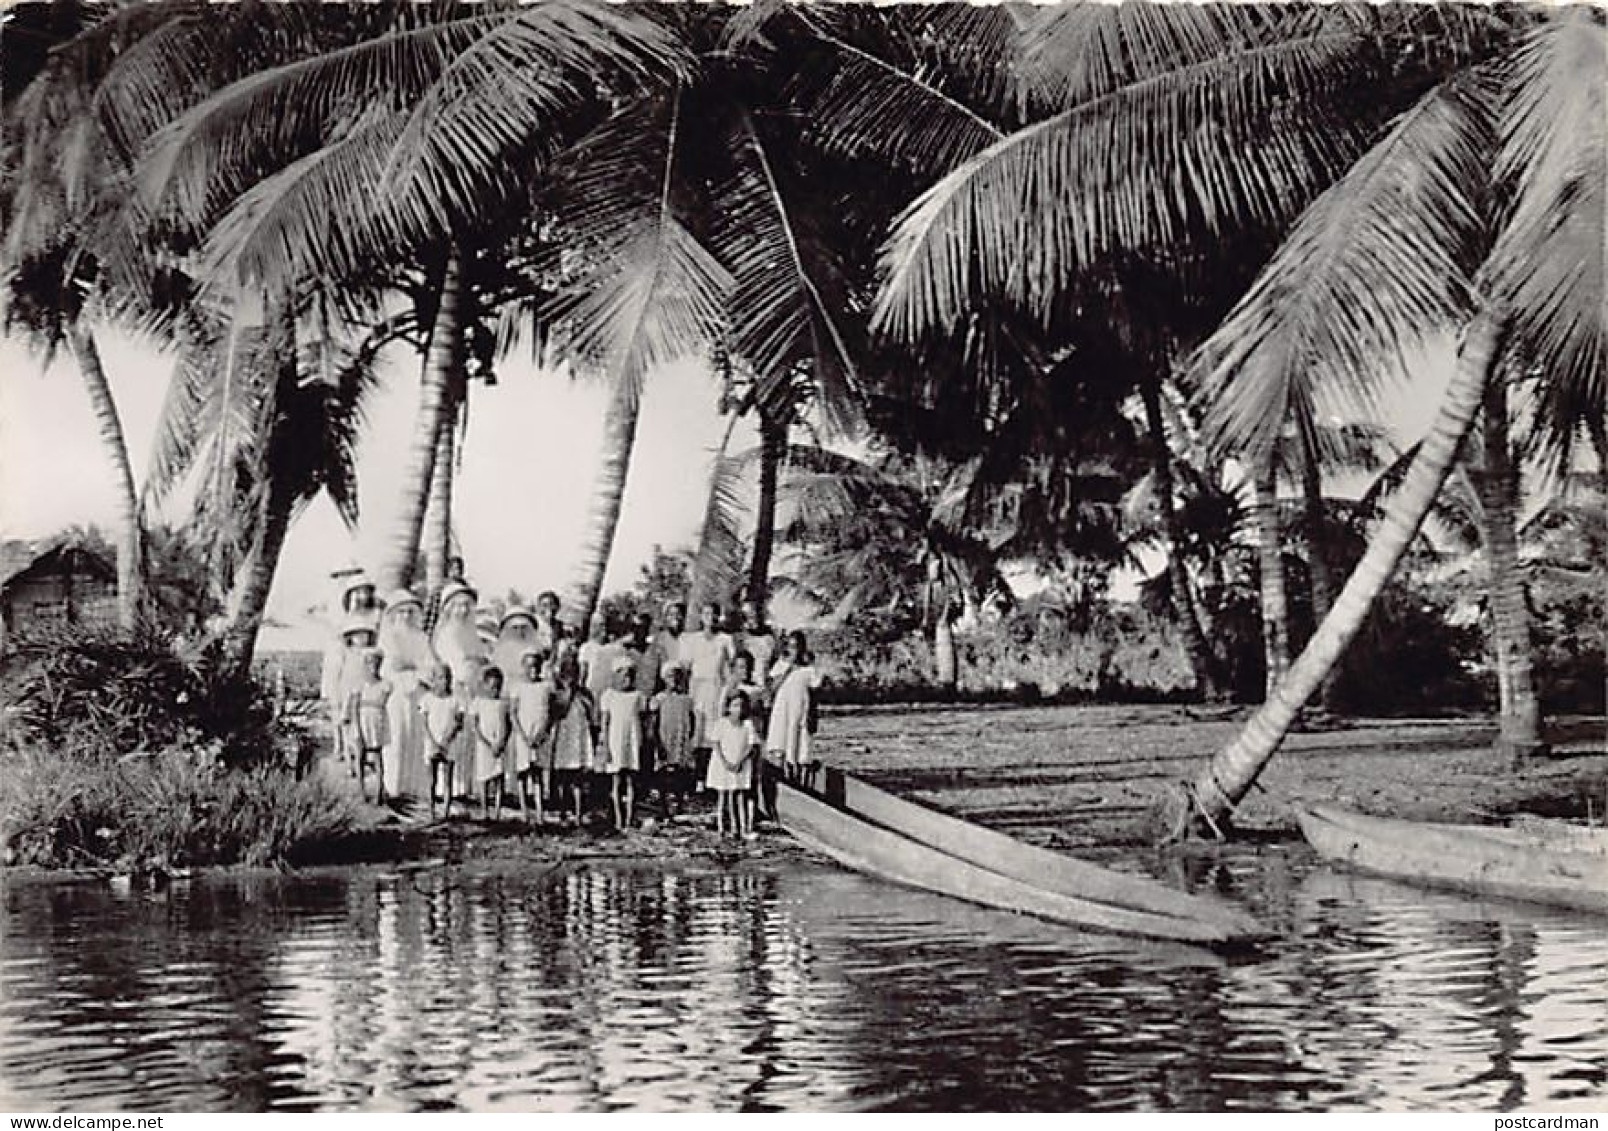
{"left": 1, "top": 852, "right": 1603, "bottom": 1112}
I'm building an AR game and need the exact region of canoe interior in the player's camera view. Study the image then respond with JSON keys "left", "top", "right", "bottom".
{"left": 1297, "top": 804, "right": 1608, "bottom": 915}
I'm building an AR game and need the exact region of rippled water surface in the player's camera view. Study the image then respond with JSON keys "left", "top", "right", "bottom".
{"left": 2, "top": 854, "right": 1604, "bottom": 1112}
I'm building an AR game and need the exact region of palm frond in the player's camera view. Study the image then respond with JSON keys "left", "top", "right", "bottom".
{"left": 714, "top": 113, "right": 864, "bottom": 437}
{"left": 873, "top": 27, "right": 1372, "bottom": 339}
{"left": 1484, "top": 13, "right": 1606, "bottom": 474}
{"left": 1193, "top": 78, "right": 1490, "bottom": 463}
{"left": 549, "top": 94, "right": 730, "bottom": 411}
{"left": 687, "top": 420, "right": 752, "bottom": 613}
{"left": 788, "top": 8, "right": 1005, "bottom": 173}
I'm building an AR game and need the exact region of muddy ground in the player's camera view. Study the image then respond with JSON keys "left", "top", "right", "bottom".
{"left": 329, "top": 705, "right": 1607, "bottom": 873}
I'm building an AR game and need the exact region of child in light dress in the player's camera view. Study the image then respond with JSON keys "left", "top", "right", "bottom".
{"left": 653, "top": 665, "right": 697, "bottom": 818}
{"left": 419, "top": 663, "right": 463, "bottom": 821}
{"left": 547, "top": 652, "right": 596, "bottom": 825}
{"left": 598, "top": 658, "right": 645, "bottom": 829}
{"left": 578, "top": 615, "right": 624, "bottom": 707}
{"left": 510, "top": 649, "right": 553, "bottom": 824}
{"left": 347, "top": 649, "right": 392, "bottom": 804}
{"left": 707, "top": 690, "right": 759, "bottom": 839}
{"left": 470, "top": 665, "right": 511, "bottom": 821}
{"left": 768, "top": 631, "right": 824, "bottom": 788}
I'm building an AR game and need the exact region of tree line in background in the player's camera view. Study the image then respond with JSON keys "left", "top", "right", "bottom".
{"left": 1, "top": 2, "right": 1601, "bottom": 839}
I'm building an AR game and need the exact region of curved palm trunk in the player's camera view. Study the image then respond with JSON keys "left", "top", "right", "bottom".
{"left": 1181, "top": 314, "right": 1502, "bottom": 837}
{"left": 1300, "top": 453, "right": 1341, "bottom": 711}
{"left": 1250, "top": 460, "right": 1290, "bottom": 697}
{"left": 379, "top": 251, "right": 464, "bottom": 591}
{"left": 219, "top": 481, "right": 294, "bottom": 676}
{"left": 571, "top": 376, "right": 641, "bottom": 628}
{"left": 1477, "top": 375, "right": 1545, "bottom": 760}
{"left": 69, "top": 326, "right": 143, "bottom": 627}
{"left": 1139, "top": 378, "right": 1227, "bottom": 701}
{"left": 423, "top": 391, "right": 459, "bottom": 595}
{"left": 746, "top": 411, "right": 785, "bottom": 609}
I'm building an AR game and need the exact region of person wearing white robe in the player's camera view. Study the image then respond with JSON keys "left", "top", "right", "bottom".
{"left": 379, "top": 590, "right": 434, "bottom": 801}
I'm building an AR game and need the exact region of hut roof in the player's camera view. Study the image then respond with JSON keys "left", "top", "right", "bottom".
{"left": 0, "top": 536, "right": 116, "bottom": 595}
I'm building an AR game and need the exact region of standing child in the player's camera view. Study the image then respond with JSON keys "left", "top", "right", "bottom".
{"left": 547, "top": 653, "right": 596, "bottom": 825}
{"left": 598, "top": 658, "right": 645, "bottom": 829}
{"left": 653, "top": 665, "right": 697, "bottom": 819}
{"left": 419, "top": 663, "right": 463, "bottom": 821}
{"left": 707, "top": 691, "right": 759, "bottom": 839}
{"left": 768, "top": 631, "right": 825, "bottom": 788}
{"left": 510, "top": 649, "right": 553, "bottom": 824}
{"left": 470, "top": 666, "right": 511, "bottom": 821}
{"left": 348, "top": 648, "right": 392, "bottom": 804}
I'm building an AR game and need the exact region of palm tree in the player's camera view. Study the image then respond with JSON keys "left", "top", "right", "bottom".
{"left": 143, "top": 301, "right": 378, "bottom": 672}
{"left": 1179, "top": 12, "right": 1603, "bottom": 831}
{"left": 773, "top": 446, "right": 1011, "bottom": 690}
{"left": 116, "top": 2, "right": 687, "bottom": 594}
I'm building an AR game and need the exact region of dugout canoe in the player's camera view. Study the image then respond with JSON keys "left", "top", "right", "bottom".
{"left": 769, "top": 764, "right": 1268, "bottom": 946}
{"left": 1296, "top": 803, "right": 1608, "bottom": 914}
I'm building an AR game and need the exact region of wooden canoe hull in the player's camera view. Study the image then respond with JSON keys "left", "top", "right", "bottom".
{"left": 807, "top": 764, "right": 1265, "bottom": 939}
{"left": 772, "top": 769, "right": 1267, "bottom": 945}
{"left": 1297, "top": 804, "right": 1608, "bottom": 914}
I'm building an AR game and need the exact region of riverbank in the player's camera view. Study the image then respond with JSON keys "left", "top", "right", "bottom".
{"left": 5, "top": 705, "right": 1604, "bottom": 883}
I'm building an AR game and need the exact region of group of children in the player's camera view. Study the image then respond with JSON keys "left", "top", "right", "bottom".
{"left": 330, "top": 581, "right": 823, "bottom": 840}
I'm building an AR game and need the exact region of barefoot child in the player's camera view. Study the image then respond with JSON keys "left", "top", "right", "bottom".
{"left": 470, "top": 666, "right": 511, "bottom": 821}
{"left": 547, "top": 653, "right": 596, "bottom": 825}
{"left": 768, "top": 631, "right": 824, "bottom": 789}
{"left": 707, "top": 690, "right": 759, "bottom": 839}
{"left": 598, "top": 658, "right": 644, "bottom": 829}
{"left": 653, "top": 666, "right": 696, "bottom": 818}
{"left": 348, "top": 648, "right": 392, "bottom": 803}
{"left": 510, "top": 649, "right": 553, "bottom": 824}
{"left": 419, "top": 663, "right": 463, "bottom": 820}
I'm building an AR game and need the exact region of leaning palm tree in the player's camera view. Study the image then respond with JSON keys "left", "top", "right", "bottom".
{"left": 1179, "top": 11, "right": 1603, "bottom": 831}
{"left": 144, "top": 302, "right": 378, "bottom": 672}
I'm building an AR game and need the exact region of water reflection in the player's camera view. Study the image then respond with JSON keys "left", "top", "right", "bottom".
{"left": 1, "top": 858, "right": 1603, "bottom": 1112}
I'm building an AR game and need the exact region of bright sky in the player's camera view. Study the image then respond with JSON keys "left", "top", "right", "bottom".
{"left": 0, "top": 328, "right": 757, "bottom": 621}
{"left": 0, "top": 323, "right": 1459, "bottom": 630}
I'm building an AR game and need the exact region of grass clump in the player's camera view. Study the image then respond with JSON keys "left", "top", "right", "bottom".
{"left": 0, "top": 746, "right": 355, "bottom": 871}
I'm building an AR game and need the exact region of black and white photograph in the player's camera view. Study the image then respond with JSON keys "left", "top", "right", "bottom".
{"left": 0, "top": 0, "right": 1603, "bottom": 1115}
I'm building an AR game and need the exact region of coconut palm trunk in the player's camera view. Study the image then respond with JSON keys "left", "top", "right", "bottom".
{"left": 1250, "top": 459, "right": 1291, "bottom": 697}
{"left": 1180, "top": 314, "right": 1502, "bottom": 837}
{"left": 746, "top": 411, "right": 785, "bottom": 609}
{"left": 1139, "top": 377, "right": 1228, "bottom": 701}
{"left": 1477, "top": 374, "right": 1546, "bottom": 760}
{"left": 423, "top": 387, "right": 460, "bottom": 595}
{"left": 1299, "top": 452, "right": 1341, "bottom": 710}
{"left": 68, "top": 325, "right": 143, "bottom": 627}
{"left": 379, "top": 250, "right": 464, "bottom": 591}
{"left": 219, "top": 481, "right": 294, "bottom": 675}
{"left": 571, "top": 374, "right": 641, "bottom": 628}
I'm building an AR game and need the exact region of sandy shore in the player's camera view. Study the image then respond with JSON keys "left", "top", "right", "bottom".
{"left": 316, "top": 705, "right": 1607, "bottom": 872}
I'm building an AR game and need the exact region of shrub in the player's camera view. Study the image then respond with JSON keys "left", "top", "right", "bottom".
{"left": 0, "top": 746, "right": 355, "bottom": 870}
{"left": 0, "top": 624, "right": 296, "bottom": 769}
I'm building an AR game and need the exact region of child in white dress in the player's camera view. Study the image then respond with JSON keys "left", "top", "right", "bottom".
{"left": 707, "top": 690, "right": 759, "bottom": 839}
{"left": 470, "top": 666, "right": 511, "bottom": 821}
{"left": 768, "top": 631, "right": 824, "bottom": 788}
{"left": 547, "top": 653, "right": 596, "bottom": 825}
{"left": 347, "top": 649, "right": 392, "bottom": 804}
{"left": 598, "top": 659, "right": 645, "bottom": 829}
{"left": 419, "top": 663, "right": 463, "bottom": 821}
{"left": 510, "top": 649, "right": 553, "bottom": 824}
